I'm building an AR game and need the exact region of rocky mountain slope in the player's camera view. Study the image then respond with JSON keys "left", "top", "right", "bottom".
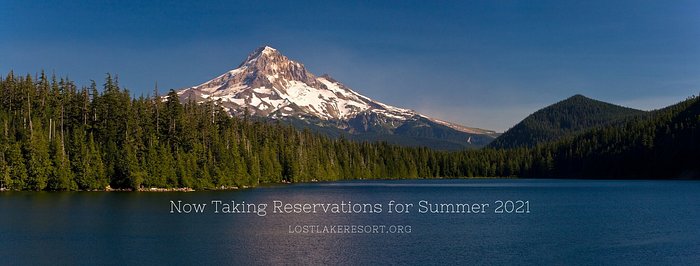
{"left": 176, "top": 46, "right": 498, "bottom": 150}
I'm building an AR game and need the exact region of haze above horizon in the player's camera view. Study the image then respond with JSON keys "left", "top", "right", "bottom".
{"left": 1, "top": 0, "right": 698, "bottom": 131}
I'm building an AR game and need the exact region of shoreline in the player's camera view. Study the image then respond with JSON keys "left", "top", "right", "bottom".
{"left": 2, "top": 176, "right": 698, "bottom": 192}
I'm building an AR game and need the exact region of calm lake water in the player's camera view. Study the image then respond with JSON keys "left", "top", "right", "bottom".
{"left": 2, "top": 179, "right": 700, "bottom": 265}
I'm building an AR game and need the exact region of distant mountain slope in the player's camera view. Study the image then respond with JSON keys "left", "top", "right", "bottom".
{"left": 489, "top": 94, "right": 645, "bottom": 148}
{"left": 284, "top": 114, "right": 499, "bottom": 150}
{"left": 176, "top": 46, "right": 498, "bottom": 150}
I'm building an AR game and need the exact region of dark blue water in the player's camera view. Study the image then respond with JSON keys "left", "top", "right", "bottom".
{"left": 2, "top": 179, "right": 700, "bottom": 265}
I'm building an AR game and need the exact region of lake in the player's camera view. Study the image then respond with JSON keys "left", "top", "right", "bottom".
{"left": 2, "top": 179, "right": 700, "bottom": 265}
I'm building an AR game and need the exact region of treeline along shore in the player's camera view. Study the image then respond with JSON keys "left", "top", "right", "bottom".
{"left": 0, "top": 71, "right": 698, "bottom": 191}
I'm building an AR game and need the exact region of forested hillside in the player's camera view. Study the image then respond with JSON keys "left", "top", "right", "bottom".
{"left": 489, "top": 95, "right": 645, "bottom": 148}
{"left": 532, "top": 95, "right": 700, "bottom": 178}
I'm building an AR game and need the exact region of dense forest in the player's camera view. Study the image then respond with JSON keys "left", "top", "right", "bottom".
{"left": 489, "top": 94, "right": 646, "bottom": 149}
{"left": 0, "top": 71, "right": 698, "bottom": 191}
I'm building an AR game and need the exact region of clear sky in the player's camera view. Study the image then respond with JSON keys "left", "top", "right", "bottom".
{"left": 2, "top": 0, "right": 699, "bottom": 131}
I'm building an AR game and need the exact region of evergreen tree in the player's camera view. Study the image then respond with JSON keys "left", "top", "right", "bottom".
{"left": 47, "top": 136, "right": 74, "bottom": 190}
{"left": 26, "top": 120, "right": 51, "bottom": 190}
{"left": 7, "top": 143, "right": 28, "bottom": 190}
{"left": 0, "top": 150, "right": 9, "bottom": 189}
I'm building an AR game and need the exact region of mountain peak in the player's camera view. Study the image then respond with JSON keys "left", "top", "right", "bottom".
{"left": 261, "top": 45, "right": 276, "bottom": 51}
{"left": 176, "top": 46, "right": 498, "bottom": 149}
{"left": 239, "top": 45, "right": 285, "bottom": 67}
{"left": 565, "top": 94, "right": 591, "bottom": 101}
{"left": 254, "top": 45, "right": 278, "bottom": 56}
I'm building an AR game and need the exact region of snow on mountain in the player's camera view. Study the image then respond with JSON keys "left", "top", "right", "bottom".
{"left": 178, "top": 46, "right": 416, "bottom": 121}
{"left": 176, "top": 46, "right": 496, "bottom": 147}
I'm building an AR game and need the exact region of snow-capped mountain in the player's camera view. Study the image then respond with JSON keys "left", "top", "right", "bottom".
{"left": 176, "top": 46, "right": 498, "bottom": 149}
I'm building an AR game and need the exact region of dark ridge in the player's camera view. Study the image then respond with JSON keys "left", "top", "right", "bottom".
{"left": 489, "top": 94, "right": 646, "bottom": 149}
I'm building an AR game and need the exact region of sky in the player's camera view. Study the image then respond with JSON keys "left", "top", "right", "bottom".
{"left": 1, "top": 0, "right": 699, "bottom": 132}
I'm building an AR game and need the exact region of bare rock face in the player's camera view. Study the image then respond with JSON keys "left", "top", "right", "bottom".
{"left": 176, "top": 46, "right": 498, "bottom": 149}
{"left": 238, "top": 46, "right": 319, "bottom": 87}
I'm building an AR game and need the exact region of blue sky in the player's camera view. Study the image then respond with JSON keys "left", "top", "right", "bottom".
{"left": 1, "top": 0, "right": 699, "bottom": 131}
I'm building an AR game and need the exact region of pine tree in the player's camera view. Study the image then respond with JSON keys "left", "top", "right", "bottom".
{"left": 87, "top": 134, "right": 108, "bottom": 190}
{"left": 124, "top": 142, "right": 143, "bottom": 190}
{"left": 7, "top": 143, "right": 28, "bottom": 190}
{"left": 144, "top": 138, "right": 162, "bottom": 187}
{"left": 247, "top": 153, "right": 261, "bottom": 185}
{"left": 47, "top": 136, "right": 74, "bottom": 190}
{"left": 0, "top": 151, "right": 9, "bottom": 189}
{"left": 26, "top": 120, "right": 51, "bottom": 190}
